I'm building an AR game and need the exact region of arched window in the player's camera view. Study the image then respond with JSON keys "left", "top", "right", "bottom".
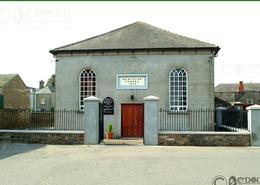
{"left": 169, "top": 68, "right": 188, "bottom": 111}
{"left": 79, "top": 69, "right": 96, "bottom": 110}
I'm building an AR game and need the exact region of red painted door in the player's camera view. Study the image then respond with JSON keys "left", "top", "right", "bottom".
{"left": 121, "top": 104, "right": 144, "bottom": 137}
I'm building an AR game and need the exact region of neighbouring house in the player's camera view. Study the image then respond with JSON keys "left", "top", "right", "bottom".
{"left": 36, "top": 81, "right": 55, "bottom": 111}
{"left": 214, "top": 96, "right": 231, "bottom": 108}
{"left": 215, "top": 81, "right": 260, "bottom": 109}
{"left": 50, "top": 21, "right": 220, "bottom": 138}
{"left": 0, "top": 74, "right": 30, "bottom": 109}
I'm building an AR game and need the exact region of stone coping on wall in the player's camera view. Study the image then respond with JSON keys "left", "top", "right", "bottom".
{"left": 159, "top": 131, "right": 250, "bottom": 135}
{"left": 0, "top": 129, "right": 84, "bottom": 134}
{"left": 159, "top": 131, "right": 251, "bottom": 146}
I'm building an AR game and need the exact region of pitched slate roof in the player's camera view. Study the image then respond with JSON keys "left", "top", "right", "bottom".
{"left": 215, "top": 83, "right": 260, "bottom": 92}
{"left": 37, "top": 86, "right": 55, "bottom": 94}
{"left": 0, "top": 74, "right": 18, "bottom": 88}
{"left": 50, "top": 21, "right": 219, "bottom": 54}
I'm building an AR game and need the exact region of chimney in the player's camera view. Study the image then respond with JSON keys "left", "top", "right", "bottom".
{"left": 39, "top": 80, "right": 45, "bottom": 90}
{"left": 239, "top": 81, "right": 244, "bottom": 93}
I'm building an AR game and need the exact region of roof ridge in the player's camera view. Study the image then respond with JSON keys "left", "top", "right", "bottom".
{"left": 37, "top": 86, "right": 55, "bottom": 94}
{"left": 0, "top": 74, "right": 19, "bottom": 88}
{"left": 0, "top": 73, "right": 18, "bottom": 76}
{"left": 217, "top": 83, "right": 260, "bottom": 85}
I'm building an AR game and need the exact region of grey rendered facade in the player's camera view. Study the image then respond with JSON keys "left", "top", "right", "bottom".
{"left": 50, "top": 22, "right": 220, "bottom": 138}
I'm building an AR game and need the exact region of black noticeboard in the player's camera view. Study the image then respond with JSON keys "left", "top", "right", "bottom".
{"left": 103, "top": 97, "right": 114, "bottom": 115}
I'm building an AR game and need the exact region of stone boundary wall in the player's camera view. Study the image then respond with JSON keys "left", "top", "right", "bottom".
{"left": 159, "top": 131, "right": 251, "bottom": 146}
{"left": 0, "top": 130, "right": 251, "bottom": 146}
{"left": 0, "top": 130, "right": 84, "bottom": 145}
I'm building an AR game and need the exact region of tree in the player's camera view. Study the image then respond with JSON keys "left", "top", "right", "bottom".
{"left": 46, "top": 74, "right": 55, "bottom": 88}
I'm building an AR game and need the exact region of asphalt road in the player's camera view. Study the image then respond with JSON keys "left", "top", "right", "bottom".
{"left": 0, "top": 143, "right": 260, "bottom": 185}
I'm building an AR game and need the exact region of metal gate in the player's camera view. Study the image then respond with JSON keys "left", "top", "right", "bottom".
{"left": 220, "top": 109, "right": 248, "bottom": 131}
{"left": 99, "top": 103, "right": 104, "bottom": 142}
{"left": 0, "top": 95, "right": 3, "bottom": 109}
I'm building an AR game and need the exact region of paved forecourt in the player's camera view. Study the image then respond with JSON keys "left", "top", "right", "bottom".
{"left": 0, "top": 144, "right": 260, "bottom": 185}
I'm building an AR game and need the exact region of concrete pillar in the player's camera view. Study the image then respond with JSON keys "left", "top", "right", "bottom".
{"left": 246, "top": 105, "right": 260, "bottom": 146}
{"left": 143, "top": 96, "right": 159, "bottom": 145}
{"left": 216, "top": 107, "right": 227, "bottom": 128}
{"left": 84, "top": 96, "right": 101, "bottom": 145}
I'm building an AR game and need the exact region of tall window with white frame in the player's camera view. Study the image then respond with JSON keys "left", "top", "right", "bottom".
{"left": 79, "top": 69, "right": 96, "bottom": 111}
{"left": 169, "top": 68, "right": 188, "bottom": 111}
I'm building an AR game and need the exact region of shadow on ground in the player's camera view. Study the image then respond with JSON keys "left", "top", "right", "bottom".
{"left": 0, "top": 143, "right": 45, "bottom": 160}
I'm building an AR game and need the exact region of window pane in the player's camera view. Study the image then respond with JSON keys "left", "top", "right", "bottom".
{"left": 169, "top": 68, "right": 188, "bottom": 110}
{"left": 80, "top": 69, "right": 96, "bottom": 110}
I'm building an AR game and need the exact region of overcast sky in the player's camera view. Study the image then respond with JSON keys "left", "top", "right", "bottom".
{"left": 0, "top": 2, "right": 260, "bottom": 88}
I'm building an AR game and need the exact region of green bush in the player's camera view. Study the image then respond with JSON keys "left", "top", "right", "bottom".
{"left": 107, "top": 123, "right": 113, "bottom": 132}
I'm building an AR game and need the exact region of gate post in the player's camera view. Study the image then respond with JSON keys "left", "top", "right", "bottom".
{"left": 143, "top": 96, "right": 159, "bottom": 145}
{"left": 84, "top": 96, "right": 101, "bottom": 145}
{"left": 246, "top": 105, "right": 260, "bottom": 146}
{"left": 216, "top": 107, "right": 226, "bottom": 130}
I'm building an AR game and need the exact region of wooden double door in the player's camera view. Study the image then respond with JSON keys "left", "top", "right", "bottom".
{"left": 121, "top": 104, "right": 144, "bottom": 138}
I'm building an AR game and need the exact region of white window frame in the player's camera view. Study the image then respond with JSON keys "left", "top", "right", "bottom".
{"left": 247, "top": 98, "right": 253, "bottom": 104}
{"left": 169, "top": 68, "right": 188, "bottom": 111}
{"left": 79, "top": 68, "right": 96, "bottom": 111}
{"left": 40, "top": 98, "right": 45, "bottom": 105}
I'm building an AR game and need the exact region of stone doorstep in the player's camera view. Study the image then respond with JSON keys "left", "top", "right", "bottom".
{"left": 103, "top": 138, "right": 144, "bottom": 145}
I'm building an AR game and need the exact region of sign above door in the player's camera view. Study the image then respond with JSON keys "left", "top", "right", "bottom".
{"left": 116, "top": 74, "right": 148, "bottom": 89}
